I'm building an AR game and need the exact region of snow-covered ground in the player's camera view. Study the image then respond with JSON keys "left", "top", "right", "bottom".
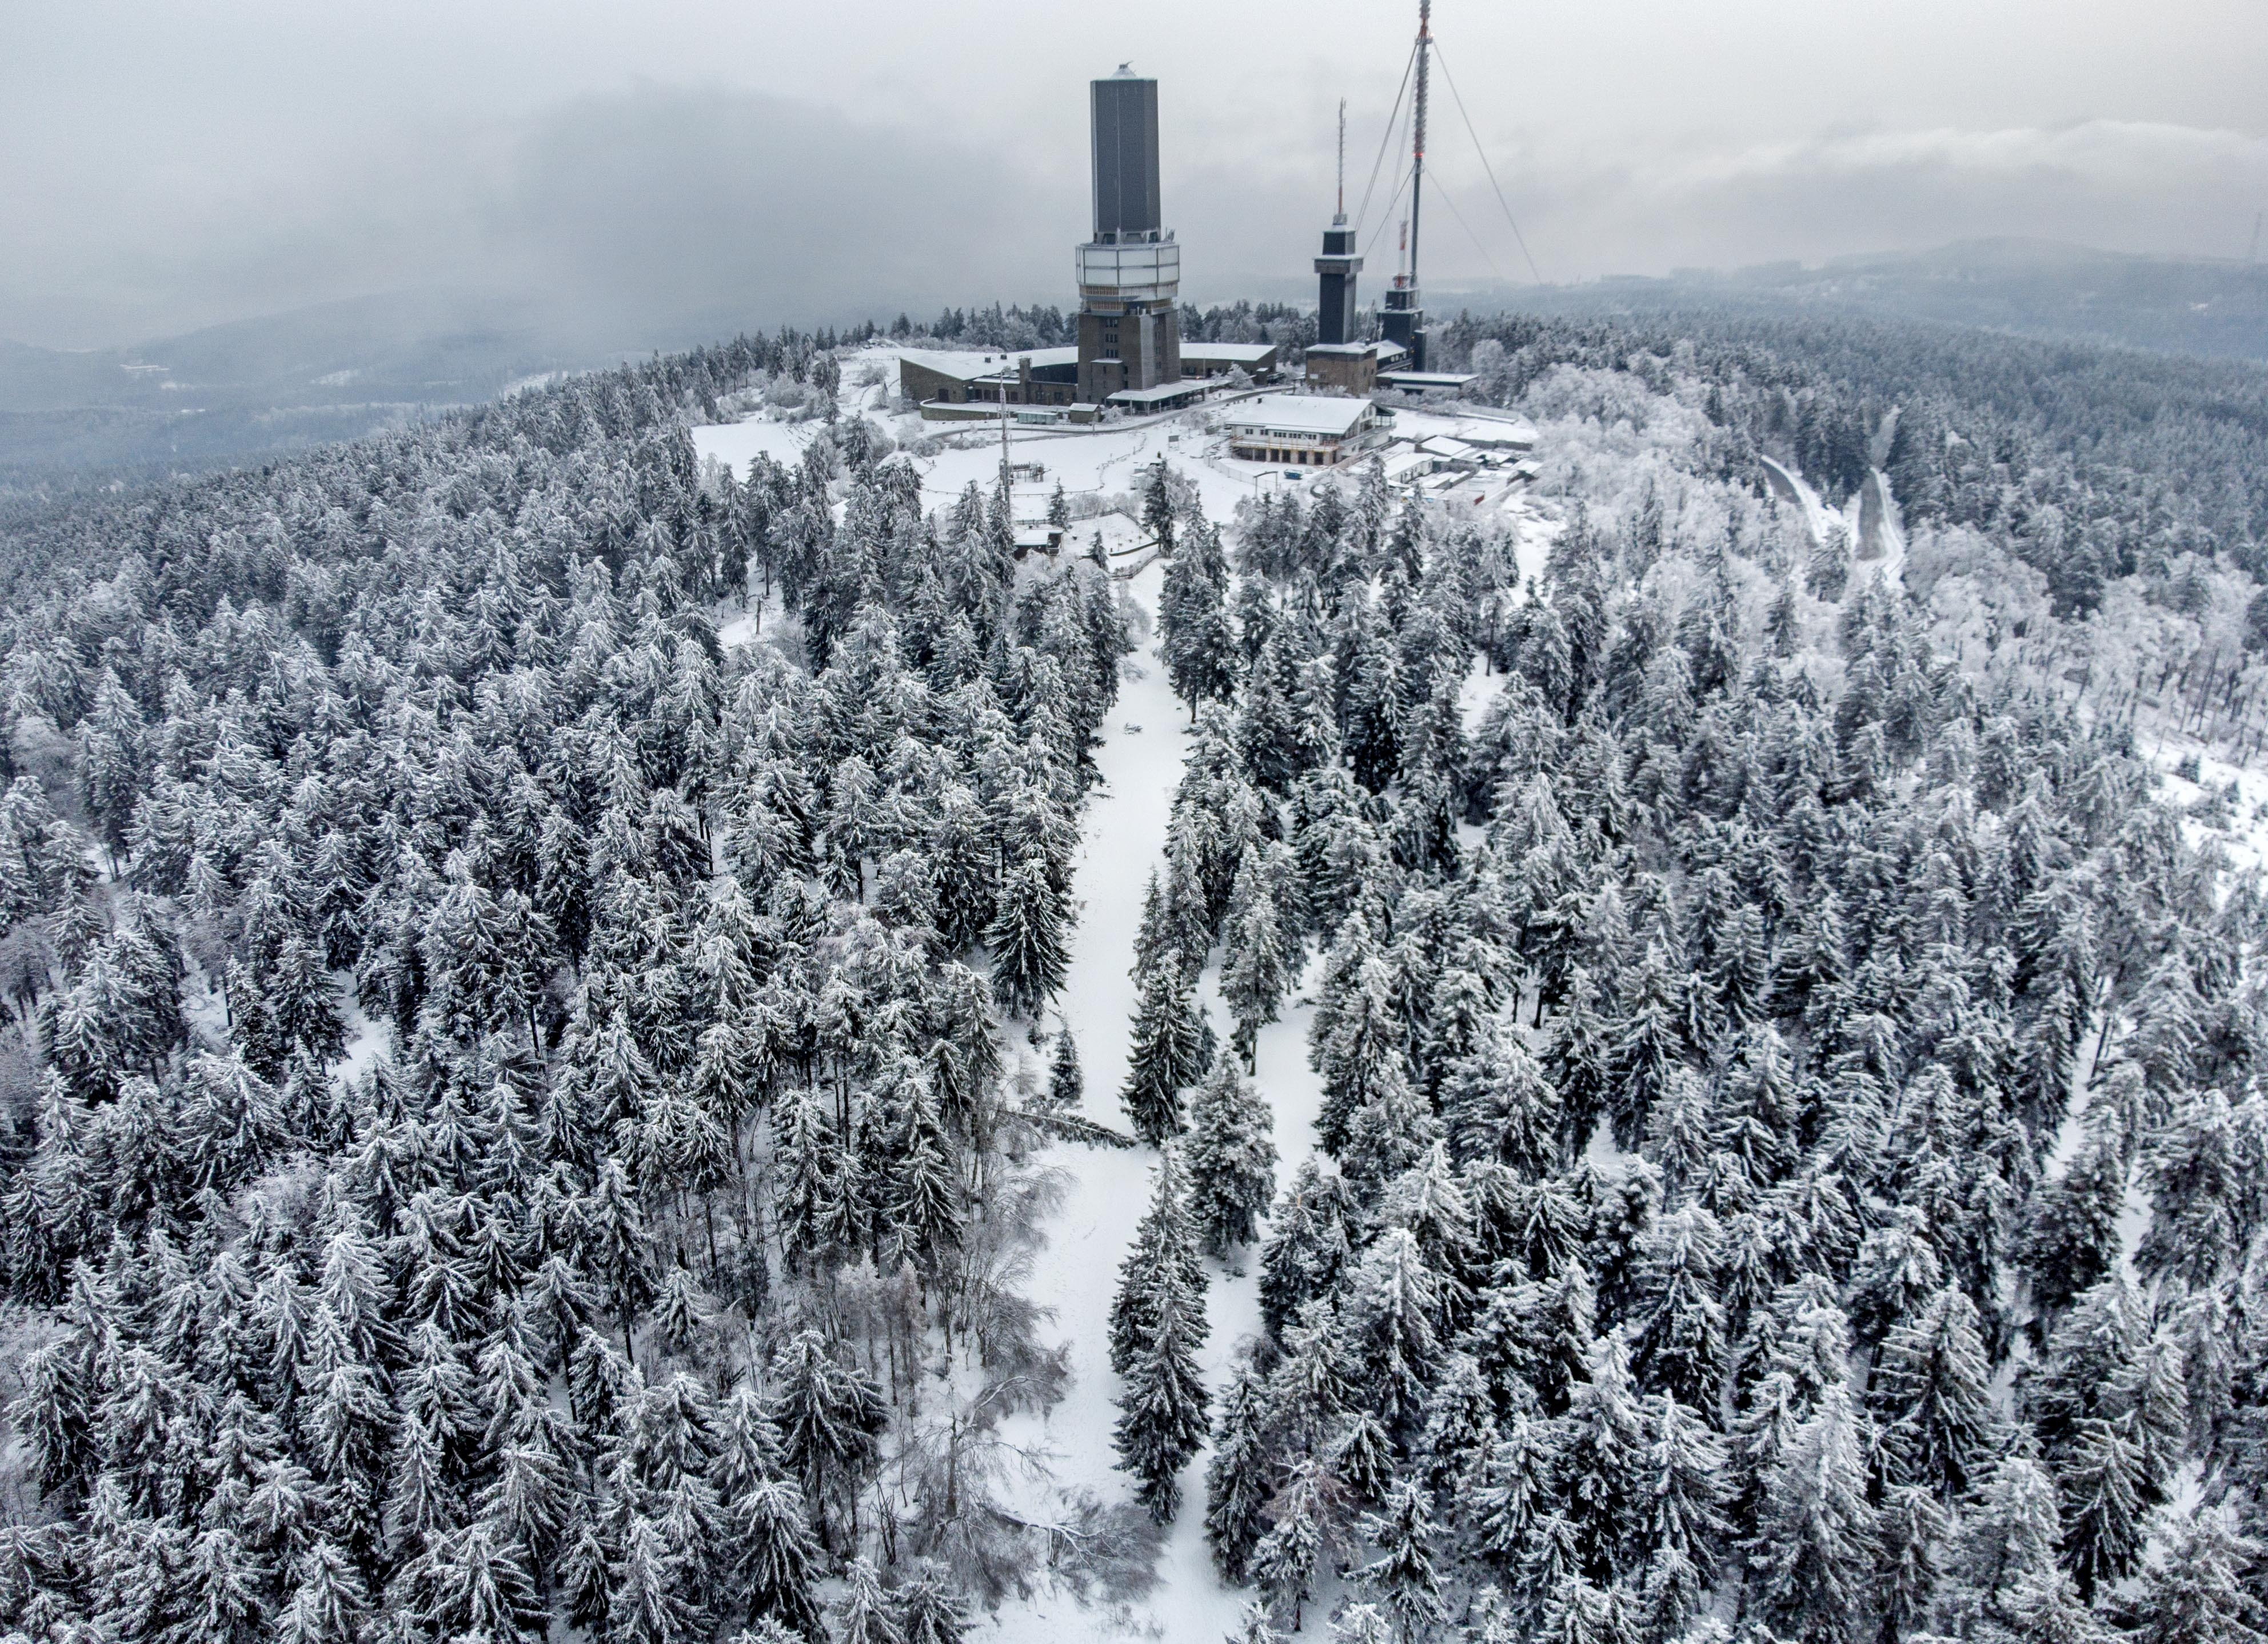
{"left": 975, "top": 556, "right": 1327, "bottom": 1644}
{"left": 692, "top": 353, "right": 1550, "bottom": 546}
{"left": 688, "top": 389, "right": 1547, "bottom": 1638}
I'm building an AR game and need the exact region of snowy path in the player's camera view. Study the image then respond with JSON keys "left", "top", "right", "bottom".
{"left": 987, "top": 558, "right": 1328, "bottom": 1644}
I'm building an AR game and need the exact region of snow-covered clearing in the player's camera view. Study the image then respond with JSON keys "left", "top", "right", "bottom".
{"left": 689, "top": 390, "right": 1546, "bottom": 1639}
{"left": 693, "top": 416, "right": 810, "bottom": 474}
{"left": 981, "top": 557, "right": 1327, "bottom": 1644}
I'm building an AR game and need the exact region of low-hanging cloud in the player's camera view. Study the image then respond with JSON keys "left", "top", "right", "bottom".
{"left": 4, "top": 82, "right": 2263, "bottom": 351}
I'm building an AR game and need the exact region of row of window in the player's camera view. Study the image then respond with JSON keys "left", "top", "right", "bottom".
{"left": 1231, "top": 445, "right": 1336, "bottom": 465}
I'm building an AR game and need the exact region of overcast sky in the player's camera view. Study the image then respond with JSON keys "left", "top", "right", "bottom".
{"left": 5, "top": 0, "right": 2265, "bottom": 350}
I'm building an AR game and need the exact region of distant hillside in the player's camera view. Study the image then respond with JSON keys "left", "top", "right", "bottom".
{"left": 0, "top": 290, "right": 622, "bottom": 486}
{"left": 1442, "top": 239, "right": 2268, "bottom": 364}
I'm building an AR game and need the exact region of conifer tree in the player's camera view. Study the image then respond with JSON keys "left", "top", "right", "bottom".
{"left": 833, "top": 1557, "right": 904, "bottom": 1644}
{"left": 1935, "top": 1454, "right": 2064, "bottom": 1640}
{"left": 985, "top": 853, "right": 1071, "bottom": 1021}
{"left": 1205, "top": 1356, "right": 1274, "bottom": 1582}
{"left": 1113, "top": 1271, "right": 1211, "bottom": 1523}
{"left": 2122, "top": 1507, "right": 2267, "bottom": 1644}
{"left": 893, "top": 1561, "right": 969, "bottom": 1644}
{"left": 1870, "top": 1285, "right": 1996, "bottom": 1504}
{"left": 1747, "top": 1385, "right": 1878, "bottom": 1644}
{"left": 733, "top": 1478, "right": 826, "bottom": 1639}
{"left": 1258, "top": 1156, "right": 1353, "bottom": 1341}
{"left": 1046, "top": 1022, "right": 1084, "bottom": 1111}
{"left": 1111, "top": 1148, "right": 1208, "bottom": 1377}
{"left": 1122, "top": 955, "right": 1208, "bottom": 1143}
{"left": 1251, "top": 1457, "right": 1332, "bottom": 1631}
{"left": 1221, "top": 848, "right": 1294, "bottom": 1059}
{"left": 1356, "top": 1481, "right": 1445, "bottom": 1644}
{"left": 1185, "top": 1054, "right": 1279, "bottom": 1257}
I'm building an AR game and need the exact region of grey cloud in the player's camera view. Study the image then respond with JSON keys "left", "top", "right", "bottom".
{"left": 4, "top": 74, "right": 2264, "bottom": 353}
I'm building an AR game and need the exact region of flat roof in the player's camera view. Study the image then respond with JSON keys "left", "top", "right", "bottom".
{"left": 1108, "top": 381, "right": 1207, "bottom": 406}
{"left": 897, "top": 349, "right": 1009, "bottom": 382}
{"left": 1305, "top": 339, "right": 1408, "bottom": 361}
{"left": 1223, "top": 394, "right": 1374, "bottom": 437}
{"left": 1455, "top": 420, "right": 1539, "bottom": 447}
{"left": 1379, "top": 370, "right": 1478, "bottom": 389}
{"left": 1180, "top": 342, "right": 1279, "bottom": 361}
{"left": 973, "top": 346, "right": 1080, "bottom": 375}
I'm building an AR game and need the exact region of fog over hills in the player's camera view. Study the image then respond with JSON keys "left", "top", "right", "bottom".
{"left": 0, "top": 290, "right": 630, "bottom": 486}
{"left": 1467, "top": 238, "right": 2268, "bottom": 363}
{"left": 6, "top": 238, "right": 2261, "bottom": 489}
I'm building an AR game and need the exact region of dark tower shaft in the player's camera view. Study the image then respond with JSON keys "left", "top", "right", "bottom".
{"left": 1091, "top": 73, "right": 1162, "bottom": 241}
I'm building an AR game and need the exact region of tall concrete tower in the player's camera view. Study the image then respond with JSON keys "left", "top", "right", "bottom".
{"left": 1314, "top": 100, "right": 1363, "bottom": 346}
{"left": 1075, "top": 67, "right": 1181, "bottom": 404}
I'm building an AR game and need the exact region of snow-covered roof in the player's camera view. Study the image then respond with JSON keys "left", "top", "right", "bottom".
{"left": 1180, "top": 342, "right": 1278, "bottom": 362}
{"left": 971, "top": 346, "right": 1081, "bottom": 377}
{"left": 1304, "top": 339, "right": 1407, "bottom": 362}
{"left": 895, "top": 349, "right": 1011, "bottom": 382}
{"left": 1109, "top": 381, "right": 1206, "bottom": 406}
{"left": 1379, "top": 370, "right": 1478, "bottom": 390}
{"left": 1223, "top": 394, "right": 1375, "bottom": 438}
{"left": 1455, "top": 419, "right": 1538, "bottom": 448}
{"left": 1420, "top": 436, "right": 1479, "bottom": 461}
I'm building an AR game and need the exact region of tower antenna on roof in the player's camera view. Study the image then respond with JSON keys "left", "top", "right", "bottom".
{"left": 1375, "top": 2, "right": 1432, "bottom": 369}
{"left": 1336, "top": 99, "right": 1347, "bottom": 222}
{"left": 1410, "top": 0, "right": 1431, "bottom": 315}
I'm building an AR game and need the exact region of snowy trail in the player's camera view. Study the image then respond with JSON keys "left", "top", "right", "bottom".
{"left": 988, "top": 559, "right": 1328, "bottom": 1644}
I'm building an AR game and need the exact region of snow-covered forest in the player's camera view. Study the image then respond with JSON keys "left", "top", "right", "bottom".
{"left": 0, "top": 307, "right": 2265, "bottom": 1644}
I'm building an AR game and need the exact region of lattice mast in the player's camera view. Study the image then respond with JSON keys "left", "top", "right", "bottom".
{"left": 1410, "top": 0, "right": 1431, "bottom": 313}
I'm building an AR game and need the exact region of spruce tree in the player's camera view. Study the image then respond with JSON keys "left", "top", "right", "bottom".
{"left": 2122, "top": 1507, "right": 2267, "bottom": 1644}
{"left": 985, "top": 853, "right": 1071, "bottom": 1021}
{"left": 1221, "top": 847, "right": 1294, "bottom": 1059}
{"left": 1110, "top": 1148, "right": 1208, "bottom": 1377}
{"left": 833, "top": 1557, "right": 904, "bottom": 1644}
{"left": 1185, "top": 1054, "right": 1279, "bottom": 1257}
{"left": 1355, "top": 1481, "right": 1445, "bottom": 1644}
{"left": 1747, "top": 1385, "right": 1879, "bottom": 1644}
{"left": 892, "top": 1561, "right": 969, "bottom": 1644}
{"left": 1205, "top": 1356, "right": 1273, "bottom": 1582}
{"left": 1250, "top": 1457, "right": 1331, "bottom": 1631}
{"left": 1122, "top": 954, "right": 1207, "bottom": 1143}
{"left": 1869, "top": 1284, "right": 1997, "bottom": 1503}
{"left": 1046, "top": 1023, "right": 1084, "bottom": 1111}
{"left": 1113, "top": 1273, "right": 1211, "bottom": 1523}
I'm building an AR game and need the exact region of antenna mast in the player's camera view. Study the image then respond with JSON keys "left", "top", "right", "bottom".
{"left": 1336, "top": 99, "right": 1347, "bottom": 221}
{"left": 997, "top": 367, "right": 1012, "bottom": 499}
{"left": 1410, "top": 0, "right": 1431, "bottom": 313}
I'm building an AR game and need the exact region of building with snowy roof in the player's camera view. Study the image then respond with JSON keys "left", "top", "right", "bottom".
{"left": 1179, "top": 342, "right": 1280, "bottom": 382}
{"left": 1221, "top": 394, "right": 1380, "bottom": 466}
{"left": 1303, "top": 338, "right": 1405, "bottom": 396}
